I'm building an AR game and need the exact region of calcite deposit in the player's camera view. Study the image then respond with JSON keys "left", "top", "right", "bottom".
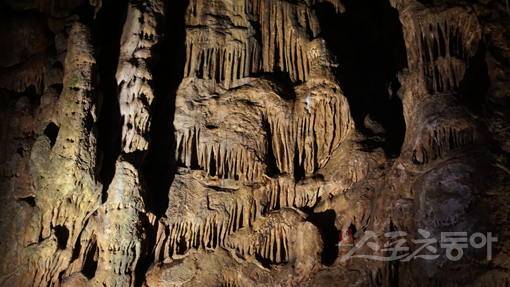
{"left": 1, "top": 0, "right": 510, "bottom": 286}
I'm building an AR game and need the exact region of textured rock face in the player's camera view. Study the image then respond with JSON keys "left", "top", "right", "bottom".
{"left": 1, "top": 0, "right": 510, "bottom": 286}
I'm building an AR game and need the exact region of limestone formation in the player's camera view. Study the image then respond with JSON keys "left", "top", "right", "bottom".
{"left": 117, "top": 0, "right": 164, "bottom": 154}
{"left": 1, "top": 0, "right": 510, "bottom": 286}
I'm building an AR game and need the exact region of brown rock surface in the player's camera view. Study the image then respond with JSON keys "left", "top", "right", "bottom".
{"left": 0, "top": 0, "right": 510, "bottom": 286}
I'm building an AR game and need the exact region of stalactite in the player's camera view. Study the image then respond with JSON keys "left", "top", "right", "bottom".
{"left": 183, "top": 0, "right": 261, "bottom": 89}
{"left": 156, "top": 174, "right": 321, "bottom": 262}
{"left": 0, "top": 54, "right": 45, "bottom": 94}
{"left": 313, "top": 0, "right": 344, "bottom": 13}
{"left": 117, "top": 0, "right": 164, "bottom": 154}
{"left": 267, "top": 111, "right": 295, "bottom": 174}
{"left": 156, "top": 193, "right": 250, "bottom": 260}
{"left": 413, "top": 125, "right": 475, "bottom": 164}
{"left": 254, "top": 225, "right": 290, "bottom": 263}
{"left": 183, "top": 0, "right": 324, "bottom": 88}
{"left": 246, "top": 0, "right": 319, "bottom": 82}
{"left": 294, "top": 91, "right": 353, "bottom": 174}
{"left": 153, "top": 171, "right": 326, "bottom": 264}
{"left": 164, "top": 2, "right": 355, "bottom": 279}
{"left": 222, "top": 208, "right": 304, "bottom": 265}
{"left": 221, "top": 272, "right": 239, "bottom": 287}
{"left": 175, "top": 125, "right": 266, "bottom": 182}
{"left": 402, "top": 6, "right": 481, "bottom": 94}
{"left": 254, "top": 175, "right": 297, "bottom": 214}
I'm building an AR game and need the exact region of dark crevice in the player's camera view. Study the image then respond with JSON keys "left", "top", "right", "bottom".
{"left": 142, "top": 0, "right": 189, "bottom": 217}
{"left": 70, "top": 1, "right": 96, "bottom": 27}
{"left": 84, "top": 112, "right": 95, "bottom": 133}
{"left": 189, "top": 129, "right": 200, "bottom": 170}
{"left": 176, "top": 235, "right": 187, "bottom": 255}
{"left": 247, "top": 70, "right": 297, "bottom": 101}
{"left": 71, "top": 227, "right": 85, "bottom": 261}
{"left": 314, "top": 0, "right": 407, "bottom": 158}
{"left": 134, "top": 211, "right": 161, "bottom": 287}
{"left": 305, "top": 209, "right": 338, "bottom": 266}
{"left": 438, "top": 23, "right": 446, "bottom": 58}
{"left": 17, "top": 196, "right": 36, "bottom": 207}
{"left": 348, "top": 223, "right": 358, "bottom": 237}
{"left": 91, "top": 0, "right": 128, "bottom": 203}
{"left": 44, "top": 122, "right": 60, "bottom": 147}
{"left": 212, "top": 221, "right": 218, "bottom": 248}
{"left": 250, "top": 20, "right": 262, "bottom": 47}
{"left": 51, "top": 84, "right": 63, "bottom": 95}
{"left": 265, "top": 121, "right": 281, "bottom": 176}
{"left": 54, "top": 225, "right": 70, "bottom": 249}
{"left": 293, "top": 145, "right": 306, "bottom": 180}
{"left": 457, "top": 40, "right": 490, "bottom": 114}
{"left": 431, "top": 29, "right": 439, "bottom": 60}
{"left": 135, "top": 0, "right": 189, "bottom": 286}
{"left": 209, "top": 151, "right": 217, "bottom": 177}
{"left": 255, "top": 253, "right": 272, "bottom": 269}
{"left": 82, "top": 237, "right": 98, "bottom": 279}
{"left": 0, "top": 86, "right": 41, "bottom": 105}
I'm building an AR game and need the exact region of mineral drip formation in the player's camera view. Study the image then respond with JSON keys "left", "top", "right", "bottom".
{"left": 401, "top": 6, "right": 481, "bottom": 94}
{"left": 117, "top": 0, "right": 164, "bottom": 154}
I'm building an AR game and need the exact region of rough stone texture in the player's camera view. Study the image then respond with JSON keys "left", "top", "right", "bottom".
{"left": 0, "top": 0, "right": 510, "bottom": 286}
{"left": 117, "top": 0, "right": 164, "bottom": 154}
{"left": 1, "top": 21, "right": 102, "bottom": 286}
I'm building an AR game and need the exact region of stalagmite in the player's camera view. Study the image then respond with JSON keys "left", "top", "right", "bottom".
{"left": 0, "top": 22, "right": 103, "bottom": 287}
{"left": 2, "top": 0, "right": 510, "bottom": 286}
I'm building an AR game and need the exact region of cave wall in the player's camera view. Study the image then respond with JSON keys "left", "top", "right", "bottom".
{"left": 1, "top": 0, "right": 510, "bottom": 286}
